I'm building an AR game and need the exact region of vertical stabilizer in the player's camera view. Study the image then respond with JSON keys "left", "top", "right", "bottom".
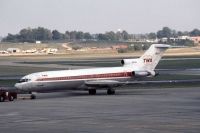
{"left": 139, "top": 44, "right": 170, "bottom": 71}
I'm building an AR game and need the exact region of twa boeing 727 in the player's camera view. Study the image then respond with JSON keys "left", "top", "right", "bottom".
{"left": 15, "top": 44, "right": 171, "bottom": 99}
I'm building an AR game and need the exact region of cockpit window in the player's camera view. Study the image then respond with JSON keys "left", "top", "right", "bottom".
{"left": 18, "top": 78, "right": 31, "bottom": 83}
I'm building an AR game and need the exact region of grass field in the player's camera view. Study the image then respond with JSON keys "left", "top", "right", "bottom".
{"left": 1, "top": 42, "right": 200, "bottom": 58}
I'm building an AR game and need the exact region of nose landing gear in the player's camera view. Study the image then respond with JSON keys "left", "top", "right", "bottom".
{"left": 29, "top": 92, "right": 36, "bottom": 99}
{"left": 30, "top": 94, "right": 36, "bottom": 99}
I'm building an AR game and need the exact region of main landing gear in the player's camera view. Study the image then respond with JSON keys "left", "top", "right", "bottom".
{"left": 88, "top": 89, "right": 96, "bottom": 95}
{"left": 88, "top": 88, "right": 116, "bottom": 95}
{"left": 107, "top": 88, "right": 115, "bottom": 95}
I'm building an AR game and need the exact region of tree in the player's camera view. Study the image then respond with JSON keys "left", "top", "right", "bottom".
{"left": 177, "top": 31, "right": 183, "bottom": 36}
{"left": 2, "top": 33, "right": 18, "bottom": 42}
{"left": 148, "top": 32, "right": 157, "bottom": 39}
{"left": 2, "top": 26, "right": 200, "bottom": 44}
{"left": 70, "top": 31, "right": 77, "bottom": 40}
{"left": 105, "top": 31, "right": 117, "bottom": 40}
{"left": 116, "top": 31, "right": 122, "bottom": 41}
{"left": 52, "top": 30, "right": 62, "bottom": 40}
{"left": 19, "top": 28, "right": 34, "bottom": 42}
{"left": 76, "top": 31, "right": 84, "bottom": 40}
{"left": 171, "top": 30, "right": 177, "bottom": 37}
{"left": 121, "top": 30, "right": 129, "bottom": 40}
{"left": 97, "top": 34, "right": 109, "bottom": 40}
{"left": 83, "top": 32, "right": 92, "bottom": 40}
{"left": 190, "top": 29, "right": 200, "bottom": 36}
{"left": 64, "top": 31, "right": 70, "bottom": 40}
{"left": 157, "top": 27, "right": 172, "bottom": 38}
{"left": 33, "top": 27, "right": 52, "bottom": 41}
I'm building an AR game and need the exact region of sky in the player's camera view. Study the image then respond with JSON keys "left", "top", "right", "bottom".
{"left": 0, "top": 0, "right": 200, "bottom": 36}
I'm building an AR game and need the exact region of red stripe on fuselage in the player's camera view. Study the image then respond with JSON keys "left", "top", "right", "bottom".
{"left": 36, "top": 72, "right": 133, "bottom": 81}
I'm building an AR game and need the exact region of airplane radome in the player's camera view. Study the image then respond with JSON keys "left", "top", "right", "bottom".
{"left": 15, "top": 44, "right": 170, "bottom": 99}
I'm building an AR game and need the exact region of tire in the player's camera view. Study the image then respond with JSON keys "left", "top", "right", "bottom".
{"left": 0, "top": 96, "right": 5, "bottom": 102}
{"left": 8, "top": 95, "right": 14, "bottom": 101}
{"left": 30, "top": 94, "right": 36, "bottom": 99}
{"left": 107, "top": 89, "right": 115, "bottom": 95}
{"left": 89, "top": 89, "right": 96, "bottom": 95}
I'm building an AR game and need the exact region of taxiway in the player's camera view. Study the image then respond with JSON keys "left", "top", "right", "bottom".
{"left": 0, "top": 87, "right": 200, "bottom": 133}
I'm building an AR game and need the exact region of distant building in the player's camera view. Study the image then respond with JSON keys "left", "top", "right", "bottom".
{"left": 160, "top": 37, "right": 168, "bottom": 42}
{"left": 169, "top": 37, "right": 177, "bottom": 41}
{"left": 35, "top": 41, "right": 41, "bottom": 44}
{"left": 190, "top": 36, "right": 200, "bottom": 44}
{"left": 178, "top": 36, "right": 190, "bottom": 40}
{"left": 7, "top": 48, "right": 20, "bottom": 53}
{"left": 146, "top": 39, "right": 158, "bottom": 43}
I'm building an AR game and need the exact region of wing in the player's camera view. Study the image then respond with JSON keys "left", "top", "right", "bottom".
{"left": 126, "top": 79, "right": 200, "bottom": 84}
{"left": 85, "top": 79, "right": 200, "bottom": 88}
{"left": 85, "top": 80, "right": 124, "bottom": 88}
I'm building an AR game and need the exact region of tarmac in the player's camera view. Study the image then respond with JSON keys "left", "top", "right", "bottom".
{"left": 0, "top": 87, "right": 200, "bottom": 133}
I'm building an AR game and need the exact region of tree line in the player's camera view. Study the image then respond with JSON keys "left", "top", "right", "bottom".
{"left": 2, "top": 27, "right": 200, "bottom": 43}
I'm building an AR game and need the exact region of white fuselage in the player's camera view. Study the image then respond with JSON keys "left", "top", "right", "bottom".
{"left": 15, "top": 66, "right": 135, "bottom": 92}
{"left": 15, "top": 44, "right": 171, "bottom": 93}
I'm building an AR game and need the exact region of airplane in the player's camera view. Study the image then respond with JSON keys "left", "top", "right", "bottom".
{"left": 14, "top": 44, "right": 172, "bottom": 99}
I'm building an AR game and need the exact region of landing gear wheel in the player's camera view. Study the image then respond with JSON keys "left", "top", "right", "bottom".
{"left": 0, "top": 96, "right": 5, "bottom": 102}
{"left": 30, "top": 94, "right": 36, "bottom": 99}
{"left": 89, "top": 89, "right": 96, "bottom": 95}
{"left": 8, "top": 95, "right": 14, "bottom": 101}
{"left": 107, "top": 89, "right": 115, "bottom": 95}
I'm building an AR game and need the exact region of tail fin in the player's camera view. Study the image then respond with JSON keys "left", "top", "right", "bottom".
{"left": 139, "top": 44, "right": 170, "bottom": 71}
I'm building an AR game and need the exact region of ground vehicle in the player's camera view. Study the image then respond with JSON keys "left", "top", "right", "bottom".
{"left": 0, "top": 87, "right": 17, "bottom": 102}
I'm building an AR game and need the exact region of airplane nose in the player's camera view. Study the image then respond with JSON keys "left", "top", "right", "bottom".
{"left": 14, "top": 83, "right": 22, "bottom": 90}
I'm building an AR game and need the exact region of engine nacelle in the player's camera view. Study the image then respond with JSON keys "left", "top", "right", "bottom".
{"left": 121, "top": 59, "right": 138, "bottom": 66}
{"left": 132, "top": 70, "right": 157, "bottom": 77}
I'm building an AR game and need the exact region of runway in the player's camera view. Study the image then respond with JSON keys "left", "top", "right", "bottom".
{"left": 1, "top": 56, "right": 200, "bottom": 132}
{"left": 1, "top": 87, "right": 200, "bottom": 133}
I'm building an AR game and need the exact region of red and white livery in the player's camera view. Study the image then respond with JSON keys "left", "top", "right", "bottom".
{"left": 15, "top": 44, "right": 170, "bottom": 98}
